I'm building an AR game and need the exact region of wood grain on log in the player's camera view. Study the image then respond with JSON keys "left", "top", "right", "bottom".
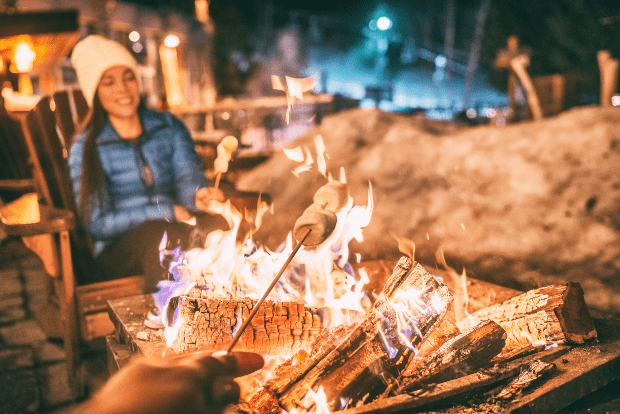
{"left": 471, "top": 283, "right": 597, "bottom": 354}
{"left": 266, "top": 257, "right": 453, "bottom": 411}
{"left": 400, "top": 318, "right": 461, "bottom": 377}
{"left": 398, "top": 319, "right": 506, "bottom": 393}
{"left": 173, "top": 295, "right": 323, "bottom": 355}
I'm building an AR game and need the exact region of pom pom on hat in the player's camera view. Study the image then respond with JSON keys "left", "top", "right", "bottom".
{"left": 70, "top": 35, "right": 141, "bottom": 107}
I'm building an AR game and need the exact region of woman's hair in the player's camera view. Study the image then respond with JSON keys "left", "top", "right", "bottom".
{"left": 76, "top": 93, "right": 108, "bottom": 220}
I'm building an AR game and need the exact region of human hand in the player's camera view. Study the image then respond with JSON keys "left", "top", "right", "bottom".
{"left": 80, "top": 351, "right": 264, "bottom": 414}
{"left": 195, "top": 187, "right": 226, "bottom": 213}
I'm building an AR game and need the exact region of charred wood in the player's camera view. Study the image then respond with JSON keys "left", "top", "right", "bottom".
{"left": 494, "top": 359, "right": 556, "bottom": 400}
{"left": 471, "top": 283, "right": 597, "bottom": 355}
{"left": 173, "top": 296, "right": 323, "bottom": 354}
{"left": 400, "top": 317, "right": 461, "bottom": 376}
{"left": 337, "top": 345, "right": 568, "bottom": 414}
{"left": 397, "top": 320, "right": 506, "bottom": 393}
{"left": 262, "top": 257, "right": 453, "bottom": 412}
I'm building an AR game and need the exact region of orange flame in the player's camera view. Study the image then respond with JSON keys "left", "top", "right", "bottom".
{"left": 158, "top": 136, "right": 374, "bottom": 349}
{"left": 272, "top": 74, "right": 318, "bottom": 124}
{"left": 436, "top": 247, "right": 479, "bottom": 331}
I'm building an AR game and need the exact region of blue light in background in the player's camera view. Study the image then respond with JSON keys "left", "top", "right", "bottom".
{"left": 376, "top": 16, "right": 392, "bottom": 31}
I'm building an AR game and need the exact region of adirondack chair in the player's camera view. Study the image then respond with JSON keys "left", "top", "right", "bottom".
{"left": 1, "top": 93, "right": 147, "bottom": 398}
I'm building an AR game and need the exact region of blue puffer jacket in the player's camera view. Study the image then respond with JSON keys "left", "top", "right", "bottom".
{"left": 69, "top": 107, "right": 208, "bottom": 255}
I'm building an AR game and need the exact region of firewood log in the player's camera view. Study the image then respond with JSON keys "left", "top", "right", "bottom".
{"left": 471, "top": 283, "right": 597, "bottom": 355}
{"left": 172, "top": 296, "right": 323, "bottom": 355}
{"left": 400, "top": 318, "right": 461, "bottom": 377}
{"left": 263, "top": 257, "right": 453, "bottom": 412}
{"left": 398, "top": 319, "right": 506, "bottom": 393}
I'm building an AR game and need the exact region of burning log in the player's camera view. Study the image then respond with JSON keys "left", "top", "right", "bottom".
{"left": 400, "top": 318, "right": 461, "bottom": 376}
{"left": 397, "top": 319, "right": 506, "bottom": 393}
{"left": 172, "top": 295, "right": 323, "bottom": 355}
{"left": 335, "top": 345, "right": 569, "bottom": 414}
{"left": 256, "top": 257, "right": 453, "bottom": 412}
{"left": 471, "top": 283, "right": 597, "bottom": 355}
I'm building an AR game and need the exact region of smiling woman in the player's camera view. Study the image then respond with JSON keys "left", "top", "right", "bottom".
{"left": 96, "top": 67, "right": 142, "bottom": 137}
{"left": 68, "top": 35, "right": 228, "bottom": 288}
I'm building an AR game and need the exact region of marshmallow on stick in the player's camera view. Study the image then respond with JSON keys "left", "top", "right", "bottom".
{"left": 213, "top": 136, "right": 239, "bottom": 188}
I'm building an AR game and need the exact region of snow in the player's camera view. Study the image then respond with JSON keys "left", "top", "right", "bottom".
{"left": 237, "top": 105, "right": 620, "bottom": 316}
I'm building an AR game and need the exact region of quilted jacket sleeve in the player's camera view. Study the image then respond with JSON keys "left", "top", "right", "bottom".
{"left": 167, "top": 114, "right": 209, "bottom": 211}
{"left": 68, "top": 133, "right": 175, "bottom": 242}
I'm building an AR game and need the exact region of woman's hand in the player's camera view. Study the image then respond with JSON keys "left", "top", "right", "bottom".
{"left": 174, "top": 205, "right": 195, "bottom": 223}
{"left": 78, "top": 351, "right": 264, "bottom": 414}
{"left": 195, "top": 187, "right": 226, "bottom": 213}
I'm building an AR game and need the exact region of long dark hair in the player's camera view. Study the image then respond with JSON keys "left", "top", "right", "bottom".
{"left": 75, "top": 94, "right": 108, "bottom": 220}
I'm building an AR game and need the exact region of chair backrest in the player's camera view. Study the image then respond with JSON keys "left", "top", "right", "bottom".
{"left": 53, "top": 89, "right": 89, "bottom": 149}
{"left": 0, "top": 97, "right": 34, "bottom": 201}
{"left": 21, "top": 94, "right": 97, "bottom": 283}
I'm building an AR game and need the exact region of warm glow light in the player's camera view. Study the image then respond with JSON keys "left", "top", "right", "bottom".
{"left": 377, "top": 16, "right": 392, "bottom": 31}
{"left": 14, "top": 43, "right": 36, "bottom": 73}
{"left": 612, "top": 94, "right": 620, "bottom": 107}
{"left": 164, "top": 34, "right": 180, "bottom": 48}
{"left": 129, "top": 31, "right": 140, "bottom": 42}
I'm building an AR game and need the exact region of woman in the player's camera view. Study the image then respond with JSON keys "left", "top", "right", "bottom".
{"left": 69, "top": 35, "right": 226, "bottom": 288}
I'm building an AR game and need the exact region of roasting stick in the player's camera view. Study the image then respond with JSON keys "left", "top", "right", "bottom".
{"left": 208, "top": 228, "right": 311, "bottom": 408}
{"left": 226, "top": 228, "right": 312, "bottom": 352}
{"left": 214, "top": 171, "right": 222, "bottom": 189}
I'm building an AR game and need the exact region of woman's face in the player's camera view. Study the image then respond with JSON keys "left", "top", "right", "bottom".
{"left": 96, "top": 66, "right": 140, "bottom": 120}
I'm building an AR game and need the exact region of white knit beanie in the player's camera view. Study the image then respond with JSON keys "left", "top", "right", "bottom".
{"left": 71, "top": 35, "right": 141, "bottom": 107}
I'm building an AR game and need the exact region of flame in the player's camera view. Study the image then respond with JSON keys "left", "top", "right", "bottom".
{"left": 315, "top": 135, "right": 327, "bottom": 176}
{"left": 272, "top": 74, "right": 318, "bottom": 124}
{"left": 436, "top": 247, "right": 479, "bottom": 331}
{"left": 289, "top": 386, "right": 331, "bottom": 414}
{"left": 375, "top": 282, "right": 449, "bottom": 358}
{"left": 392, "top": 234, "right": 415, "bottom": 260}
{"left": 519, "top": 330, "right": 547, "bottom": 348}
{"left": 154, "top": 135, "right": 374, "bottom": 350}
{"left": 285, "top": 145, "right": 315, "bottom": 176}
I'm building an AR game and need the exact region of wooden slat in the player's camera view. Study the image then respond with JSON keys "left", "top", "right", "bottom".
{"left": 53, "top": 90, "right": 75, "bottom": 144}
{"left": 76, "top": 275, "right": 147, "bottom": 314}
{"left": 26, "top": 97, "right": 75, "bottom": 210}
{"left": 71, "top": 89, "right": 89, "bottom": 128}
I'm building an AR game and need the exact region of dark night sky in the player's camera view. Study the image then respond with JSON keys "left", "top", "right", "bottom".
{"left": 125, "top": 0, "right": 620, "bottom": 78}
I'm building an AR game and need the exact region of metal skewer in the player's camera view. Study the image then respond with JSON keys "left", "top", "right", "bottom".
{"left": 225, "top": 228, "right": 312, "bottom": 353}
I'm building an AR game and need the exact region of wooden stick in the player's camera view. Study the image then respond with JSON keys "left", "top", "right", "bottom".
{"left": 226, "top": 228, "right": 311, "bottom": 352}
{"left": 214, "top": 171, "right": 222, "bottom": 189}
{"left": 510, "top": 55, "right": 543, "bottom": 120}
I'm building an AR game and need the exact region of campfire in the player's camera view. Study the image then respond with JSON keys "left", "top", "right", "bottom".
{"left": 146, "top": 105, "right": 599, "bottom": 413}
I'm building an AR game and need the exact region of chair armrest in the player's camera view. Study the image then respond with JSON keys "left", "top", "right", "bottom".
{"left": 0, "top": 179, "right": 36, "bottom": 192}
{"left": 1, "top": 206, "right": 75, "bottom": 236}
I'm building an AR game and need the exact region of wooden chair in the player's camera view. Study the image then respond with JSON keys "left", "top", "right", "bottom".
{"left": 1, "top": 93, "right": 146, "bottom": 398}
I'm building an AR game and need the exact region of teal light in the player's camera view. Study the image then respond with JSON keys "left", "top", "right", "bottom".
{"left": 376, "top": 16, "right": 392, "bottom": 31}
